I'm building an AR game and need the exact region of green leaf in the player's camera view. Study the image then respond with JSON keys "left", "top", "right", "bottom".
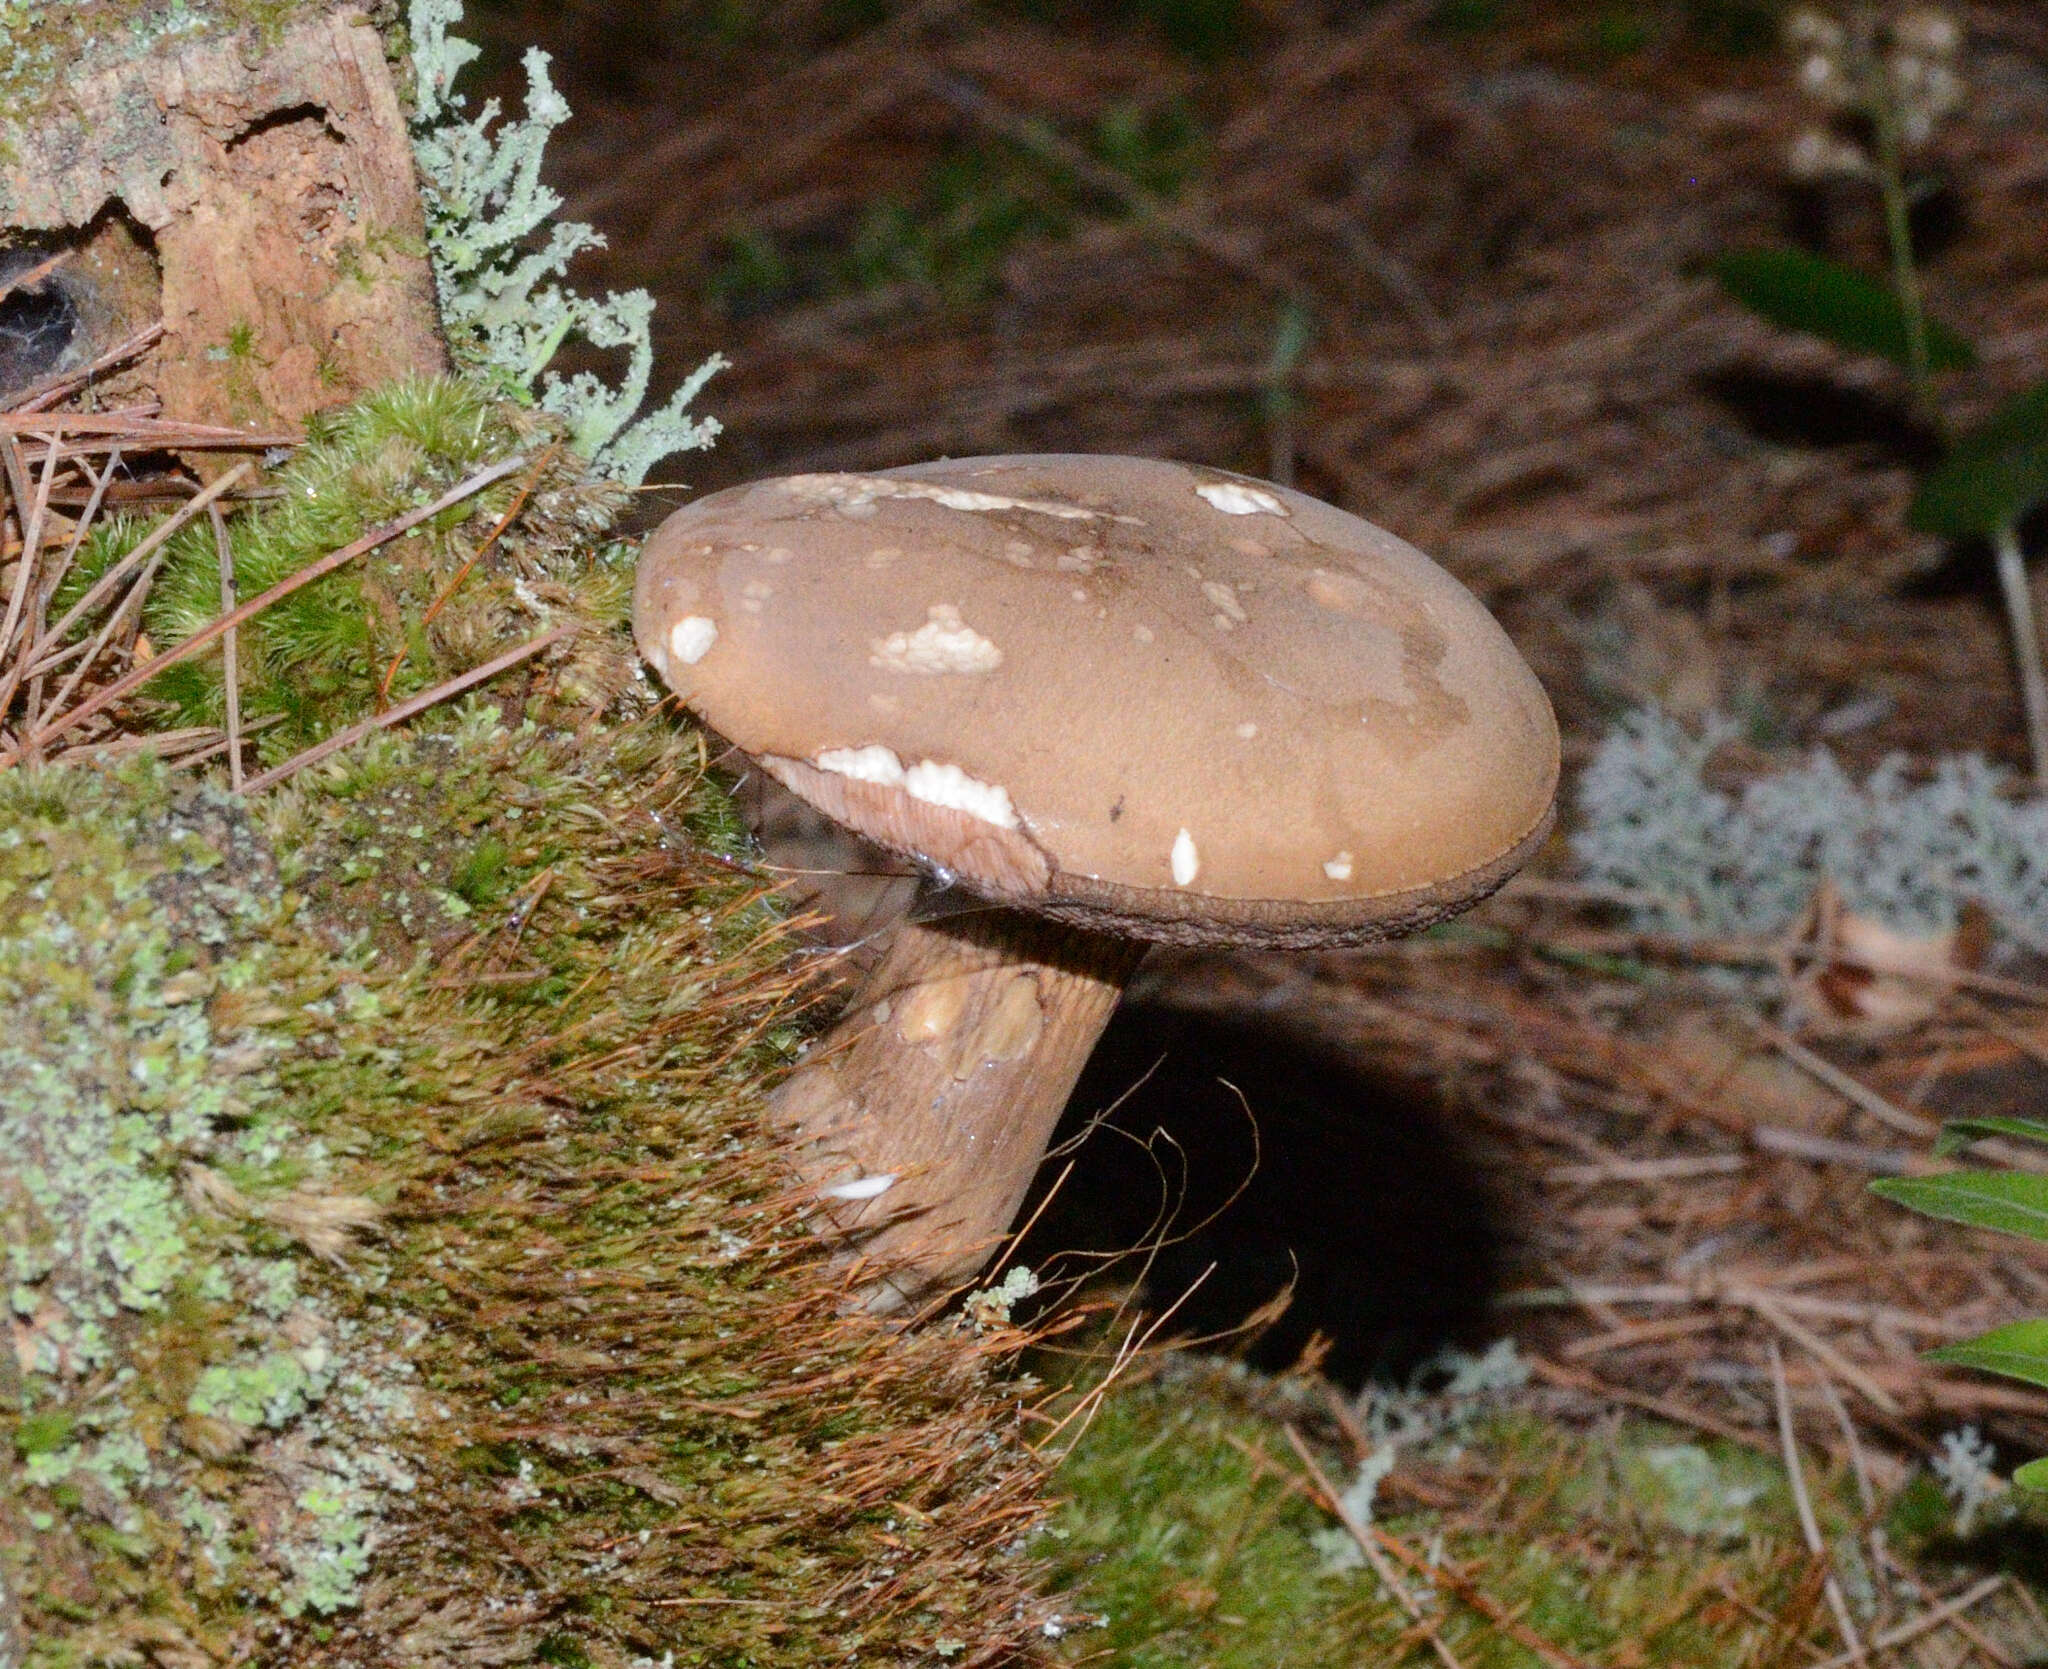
{"left": 1909, "top": 380, "right": 2048, "bottom": 536}
{"left": 1713, "top": 247, "right": 1976, "bottom": 372}
{"left": 1926, "top": 1318, "right": 2048, "bottom": 1390}
{"left": 2013, "top": 1456, "right": 2048, "bottom": 1492}
{"left": 1935, "top": 1115, "right": 2048, "bottom": 1157}
{"left": 1872, "top": 1169, "right": 2048, "bottom": 1240}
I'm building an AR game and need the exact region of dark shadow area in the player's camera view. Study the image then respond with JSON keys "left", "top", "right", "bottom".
{"left": 1782, "top": 165, "right": 1969, "bottom": 263}
{"left": 223, "top": 101, "right": 341, "bottom": 151}
{"left": 1011, "top": 999, "right": 1502, "bottom": 1389}
{"left": 0, "top": 251, "right": 81, "bottom": 397}
{"left": 0, "top": 206, "right": 162, "bottom": 407}
{"left": 1699, "top": 366, "right": 1941, "bottom": 461}
{"left": 1903, "top": 502, "right": 2048, "bottom": 602}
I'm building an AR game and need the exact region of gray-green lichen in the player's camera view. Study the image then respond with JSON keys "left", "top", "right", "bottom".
{"left": 406, "top": 0, "right": 726, "bottom": 484}
{"left": 1575, "top": 706, "right": 2048, "bottom": 950}
{"left": 0, "top": 763, "right": 418, "bottom": 1660}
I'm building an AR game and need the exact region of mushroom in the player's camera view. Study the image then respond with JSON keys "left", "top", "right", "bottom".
{"left": 634, "top": 454, "right": 1558, "bottom": 1311}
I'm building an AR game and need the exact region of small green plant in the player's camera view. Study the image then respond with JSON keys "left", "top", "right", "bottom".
{"left": 1713, "top": 4, "right": 2048, "bottom": 780}
{"left": 1874, "top": 1119, "right": 2048, "bottom": 1490}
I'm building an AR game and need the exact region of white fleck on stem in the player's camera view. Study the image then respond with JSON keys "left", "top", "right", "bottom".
{"left": 1992, "top": 522, "right": 2048, "bottom": 786}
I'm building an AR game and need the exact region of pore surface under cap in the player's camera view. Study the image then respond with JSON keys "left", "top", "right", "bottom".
{"left": 634, "top": 454, "right": 1558, "bottom": 946}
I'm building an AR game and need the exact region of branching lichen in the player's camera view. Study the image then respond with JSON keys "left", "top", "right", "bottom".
{"left": 406, "top": 0, "right": 727, "bottom": 483}
{"left": 1573, "top": 707, "right": 2048, "bottom": 950}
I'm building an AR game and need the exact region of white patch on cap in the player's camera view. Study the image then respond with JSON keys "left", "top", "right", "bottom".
{"left": 815, "top": 744, "right": 905, "bottom": 785}
{"left": 1323, "top": 852, "right": 1354, "bottom": 882}
{"left": 1196, "top": 482, "right": 1288, "bottom": 516}
{"left": 1202, "top": 580, "right": 1248, "bottom": 623}
{"left": 903, "top": 761, "right": 1019, "bottom": 829}
{"left": 781, "top": 473, "right": 1140, "bottom": 523}
{"left": 668, "top": 615, "right": 718, "bottom": 665}
{"left": 1235, "top": 721, "right": 1257, "bottom": 739}
{"left": 1170, "top": 828, "right": 1200, "bottom": 887}
{"left": 820, "top": 1173, "right": 898, "bottom": 1202}
{"left": 814, "top": 747, "right": 1019, "bottom": 830}
{"left": 870, "top": 604, "right": 1003, "bottom": 675}
{"left": 1133, "top": 623, "right": 1155, "bottom": 644}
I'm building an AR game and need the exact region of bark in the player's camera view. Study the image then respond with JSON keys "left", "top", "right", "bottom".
{"left": 0, "top": 6, "right": 443, "bottom": 424}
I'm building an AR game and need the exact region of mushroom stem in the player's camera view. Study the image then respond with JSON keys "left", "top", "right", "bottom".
{"left": 770, "top": 907, "right": 1147, "bottom": 1312}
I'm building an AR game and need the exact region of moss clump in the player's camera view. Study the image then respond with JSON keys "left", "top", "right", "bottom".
{"left": 261, "top": 704, "right": 1054, "bottom": 1667}
{"left": 7, "top": 373, "right": 1058, "bottom": 1667}
{"left": 55, "top": 377, "right": 630, "bottom": 766}
{"left": 0, "top": 760, "right": 421, "bottom": 1658}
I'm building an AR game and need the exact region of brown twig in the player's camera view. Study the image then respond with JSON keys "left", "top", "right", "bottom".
{"left": 34, "top": 446, "right": 123, "bottom": 638}
{"left": 240, "top": 623, "right": 572, "bottom": 794}
{"left": 24, "top": 459, "right": 252, "bottom": 673}
{"left": 4, "top": 323, "right": 166, "bottom": 414}
{"left": 378, "top": 443, "right": 558, "bottom": 702}
{"left": 1769, "top": 1342, "right": 1866, "bottom": 1664}
{"left": 0, "top": 436, "right": 62, "bottom": 749}
{"left": 211, "top": 502, "right": 242, "bottom": 790}
{"left": 1754, "top": 1021, "right": 1936, "bottom": 1143}
{"left": 1280, "top": 1424, "right": 1467, "bottom": 1669}
{"left": 1368, "top": 1511, "right": 1601, "bottom": 1669}
{"left": 1526, "top": 1354, "right": 1775, "bottom": 1456}
{"left": 1809, "top": 1577, "right": 2007, "bottom": 1669}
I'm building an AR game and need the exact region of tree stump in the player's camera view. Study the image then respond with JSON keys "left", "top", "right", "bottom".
{"left": 0, "top": 7, "right": 443, "bottom": 424}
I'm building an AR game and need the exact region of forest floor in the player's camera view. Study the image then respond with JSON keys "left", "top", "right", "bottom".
{"left": 467, "top": 1, "right": 2048, "bottom": 1661}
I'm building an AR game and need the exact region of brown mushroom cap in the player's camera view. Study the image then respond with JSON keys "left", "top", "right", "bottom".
{"left": 634, "top": 454, "right": 1558, "bottom": 948}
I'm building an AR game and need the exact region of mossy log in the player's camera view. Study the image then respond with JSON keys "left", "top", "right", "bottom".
{"left": 0, "top": 386, "right": 1057, "bottom": 1665}
{"left": 0, "top": 6, "right": 1061, "bottom": 1659}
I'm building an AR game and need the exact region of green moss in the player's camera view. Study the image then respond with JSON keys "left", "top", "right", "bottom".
{"left": 1041, "top": 1360, "right": 2011, "bottom": 1668}
{"left": 55, "top": 376, "right": 630, "bottom": 765}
